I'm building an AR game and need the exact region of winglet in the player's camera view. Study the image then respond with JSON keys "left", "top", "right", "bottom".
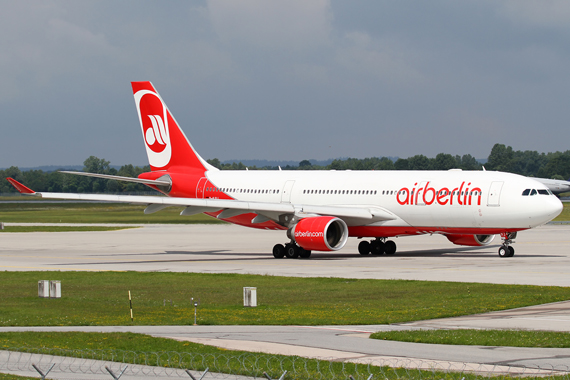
{"left": 6, "top": 178, "right": 36, "bottom": 194}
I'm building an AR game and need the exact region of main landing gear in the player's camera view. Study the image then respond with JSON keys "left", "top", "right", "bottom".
{"left": 498, "top": 232, "right": 517, "bottom": 258}
{"left": 358, "top": 238, "right": 397, "bottom": 255}
{"left": 273, "top": 242, "right": 311, "bottom": 259}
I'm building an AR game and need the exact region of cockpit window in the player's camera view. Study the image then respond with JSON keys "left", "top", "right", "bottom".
{"left": 523, "top": 188, "right": 553, "bottom": 196}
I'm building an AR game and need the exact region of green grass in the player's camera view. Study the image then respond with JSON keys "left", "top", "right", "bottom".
{"left": 0, "top": 203, "right": 225, "bottom": 224}
{"left": 0, "top": 375, "right": 35, "bottom": 380}
{"left": 0, "top": 226, "right": 133, "bottom": 232}
{"left": 0, "top": 331, "right": 538, "bottom": 380}
{"left": 370, "top": 329, "right": 570, "bottom": 348}
{"left": 0, "top": 272, "right": 569, "bottom": 326}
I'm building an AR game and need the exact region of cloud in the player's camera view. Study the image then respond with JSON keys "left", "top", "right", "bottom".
{"left": 334, "top": 32, "right": 425, "bottom": 85}
{"left": 499, "top": 0, "right": 570, "bottom": 29}
{"left": 208, "top": 0, "right": 332, "bottom": 49}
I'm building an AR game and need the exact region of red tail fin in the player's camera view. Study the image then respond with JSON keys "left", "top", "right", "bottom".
{"left": 131, "top": 82, "right": 215, "bottom": 174}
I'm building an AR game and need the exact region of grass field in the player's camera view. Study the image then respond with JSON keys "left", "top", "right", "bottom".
{"left": 370, "top": 329, "right": 570, "bottom": 348}
{"left": 1, "top": 272, "right": 569, "bottom": 326}
{"left": 0, "top": 332, "right": 488, "bottom": 380}
{"left": 0, "top": 375, "right": 34, "bottom": 380}
{"left": 556, "top": 201, "right": 570, "bottom": 221}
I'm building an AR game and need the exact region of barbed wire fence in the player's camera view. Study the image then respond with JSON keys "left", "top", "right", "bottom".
{"left": 1, "top": 347, "right": 570, "bottom": 380}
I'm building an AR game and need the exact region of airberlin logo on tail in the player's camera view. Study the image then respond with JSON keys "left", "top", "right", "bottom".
{"left": 145, "top": 115, "right": 168, "bottom": 151}
{"left": 134, "top": 89, "right": 172, "bottom": 168}
{"left": 396, "top": 181, "right": 483, "bottom": 206}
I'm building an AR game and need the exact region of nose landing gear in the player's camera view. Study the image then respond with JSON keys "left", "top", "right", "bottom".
{"left": 498, "top": 232, "right": 517, "bottom": 258}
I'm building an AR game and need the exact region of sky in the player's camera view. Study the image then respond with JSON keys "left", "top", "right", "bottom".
{"left": 2, "top": 0, "right": 570, "bottom": 168}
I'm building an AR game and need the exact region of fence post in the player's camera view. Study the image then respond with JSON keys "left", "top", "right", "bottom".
{"left": 105, "top": 365, "right": 127, "bottom": 380}
{"left": 32, "top": 363, "right": 55, "bottom": 380}
{"left": 185, "top": 367, "right": 209, "bottom": 380}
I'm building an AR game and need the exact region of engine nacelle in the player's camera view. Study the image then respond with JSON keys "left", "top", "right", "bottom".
{"left": 446, "top": 234, "right": 495, "bottom": 247}
{"left": 291, "top": 216, "right": 349, "bottom": 251}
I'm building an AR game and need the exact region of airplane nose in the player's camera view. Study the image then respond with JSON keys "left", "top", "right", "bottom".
{"left": 545, "top": 197, "right": 563, "bottom": 220}
{"left": 528, "top": 196, "right": 564, "bottom": 228}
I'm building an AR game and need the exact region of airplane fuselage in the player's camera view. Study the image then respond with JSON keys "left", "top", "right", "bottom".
{"left": 193, "top": 169, "right": 562, "bottom": 237}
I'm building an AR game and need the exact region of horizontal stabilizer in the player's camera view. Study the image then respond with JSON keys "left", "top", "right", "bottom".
{"left": 59, "top": 171, "right": 171, "bottom": 186}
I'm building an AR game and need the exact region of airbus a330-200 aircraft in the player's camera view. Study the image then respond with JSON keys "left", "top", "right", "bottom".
{"left": 7, "top": 82, "right": 564, "bottom": 258}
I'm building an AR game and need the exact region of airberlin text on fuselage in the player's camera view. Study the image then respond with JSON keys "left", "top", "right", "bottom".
{"left": 396, "top": 181, "right": 482, "bottom": 206}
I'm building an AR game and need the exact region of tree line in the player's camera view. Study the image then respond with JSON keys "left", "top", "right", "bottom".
{"left": 1, "top": 144, "right": 569, "bottom": 194}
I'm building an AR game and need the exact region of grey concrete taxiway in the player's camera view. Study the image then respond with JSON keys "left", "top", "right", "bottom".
{"left": 2, "top": 224, "right": 570, "bottom": 374}
{"left": 2, "top": 223, "right": 570, "bottom": 286}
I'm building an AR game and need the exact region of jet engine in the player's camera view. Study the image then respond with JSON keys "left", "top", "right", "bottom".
{"left": 445, "top": 234, "right": 495, "bottom": 247}
{"left": 291, "top": 216, "right": 349, "bottom": 251}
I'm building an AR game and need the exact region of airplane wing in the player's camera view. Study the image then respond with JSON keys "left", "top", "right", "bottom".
{"left": 5, "top": 178, "right": 396, "bottom": 224}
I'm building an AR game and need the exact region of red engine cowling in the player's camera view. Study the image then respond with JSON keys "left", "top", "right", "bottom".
{"left": 291, "top": 216, "right": 349, "bottom": 251}
{"left": 446, "top": 234, "right": 495, "bottom": 246}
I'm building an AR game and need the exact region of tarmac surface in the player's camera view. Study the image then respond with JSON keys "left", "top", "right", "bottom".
{"left": 1, "top": 223, "right": 570, "bottom": 286}
{"left": 2, "top": 223, "right": 570, "bottom": 376}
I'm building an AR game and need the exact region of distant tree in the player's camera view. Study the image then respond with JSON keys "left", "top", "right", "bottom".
{"left": 372, "top": 157, "right": 395, "bottom": 170}
{"left": 299, "top": 160, "right": 312, "bottom": 168}
{"left": 207, "top": 158, "right": 222, "bottom": 169}
{"left": 83, "top": 156, "right": 111, "bottom": 174}
{"left": 486, "top": 144, "right": 514, "bottom": 172}
{"left": 407, "top": 155, "right": 431, "bottom": 170}
{"left": 394, "top": 158, "right": 409, "bottom": 170}
{"left": 0, "top": 167, "right": 24, "bottom": 192}
{"left": 80, "top": 156, "right": 111, "bottom": 193}
{"left": 458, "top": 154, "right": 481, "bottom": 171}
{"left": 538, "top": 151, "right": 570, "bottom": 179}
{"left": 433, "top": 153, "right": 457, "bottom": 170}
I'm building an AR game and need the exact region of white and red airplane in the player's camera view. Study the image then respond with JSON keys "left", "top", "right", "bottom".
{"left": 7, "top": 81, "right": 563, "bottom": 258}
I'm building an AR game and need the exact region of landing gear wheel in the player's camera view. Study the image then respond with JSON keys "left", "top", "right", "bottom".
{"left": 370, "top": 240, "right": 385, "bottom": 255}
{"left": 384, "top": 240, "right": 397, "bottom": 255}
{"left": 299, "top": 248, "right": 312, "bottom": 258}
{"left": 358, "top": 241, "right": 371, "bottom": 255}
{"left": 285, "top": 243, "right": 300, "bottom": 259}
{"left": 499, "top": 232, "right": 516, "bottom": 258}
{"left": 272, "top": 244, "right": 285, "bottom": 258}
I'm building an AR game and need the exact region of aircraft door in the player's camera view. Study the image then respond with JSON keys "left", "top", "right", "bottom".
{"left": 196, "top": 177, "right": 208, "bottom": 198}
{"left": 487, "top": 181, "right": 503, "bottom": 207}
{"left": 281, "top": 180, "right": 295, "bottom": 203}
